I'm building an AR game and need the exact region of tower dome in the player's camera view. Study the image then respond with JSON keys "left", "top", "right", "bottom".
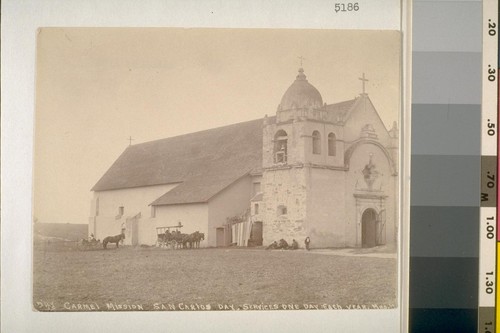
{"left": 279, "top": 68, "right": 323, "bottom": 110}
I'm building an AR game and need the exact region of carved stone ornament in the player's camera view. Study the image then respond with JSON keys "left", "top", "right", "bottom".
{"left": 362, "top": 153, "right": 379, "bottom": 190}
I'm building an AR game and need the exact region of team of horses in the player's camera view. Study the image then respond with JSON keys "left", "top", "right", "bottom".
{"left": 81, "top": 230, "right": 205, "bottom": 250}
{"left": 157, "top": 230, "right": 204, "bottom": 249}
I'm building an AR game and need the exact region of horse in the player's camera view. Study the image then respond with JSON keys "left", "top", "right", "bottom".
{"left": 192, "top": 232, "right": 204, "bottom": 249}
{"left": 103, "top": 233, "right": 125, "bottom": 249}
{"left": 183, "top": 233, "right": 197, "bottom": 249}
{"left": 173, "top": 233, "right": 190, "bottom": 249}
{"left": 185, "top": 231, "right": 202, "bottom": 249}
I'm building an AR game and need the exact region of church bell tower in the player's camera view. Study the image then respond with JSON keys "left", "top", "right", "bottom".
{"left": 261, "top": 67, "right": 330, "bottom": 245}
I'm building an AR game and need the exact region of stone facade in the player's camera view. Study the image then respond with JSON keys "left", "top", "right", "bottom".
{"left": 261, "top": 166, "right": 308, "bottom": 245}
{"left": 257, "top": 69, "right": 398, "bottom": 248}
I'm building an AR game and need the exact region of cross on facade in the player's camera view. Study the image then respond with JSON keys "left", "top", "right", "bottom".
{"left": 128, "top": 136, "right": 134, "bottom": 146}
{"left": 298, "top": 56, "right": 306, "bottom": 67}
{"left": 358, "top": 73, "right": 369, "bottom": 94}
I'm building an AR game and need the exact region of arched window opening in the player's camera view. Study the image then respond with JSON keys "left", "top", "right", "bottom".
{"left": 274, "top": 130, "right": 288, "bottom": 163}
{"left": 312, "top": 131, "right": 321, "bottom": 155}
{"left": 328, "top": 132, "right": 336, "bottom": 156}
{"left": 277, "top": 205, "right": 287, "bottom": 216}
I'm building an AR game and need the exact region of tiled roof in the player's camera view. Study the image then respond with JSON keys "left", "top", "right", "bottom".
{"left": 92, "top": 96, "right": 359, "bottom": 206}
{"left": 92, "top": 118, "right": 267, "bottom": 201}
{"left": 325, "top": 98, "right": 358, "bottom": 121}
{"left": 150, "top": 167, "right": 249, "bottom": 205}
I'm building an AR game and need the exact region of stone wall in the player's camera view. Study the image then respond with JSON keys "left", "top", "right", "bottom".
{"left": 262, "top": 166, "right": 307, "bottom": 245}
{"left": 306, "top": 167, "right": 347, "bottom": 248}
{"left": 301, "top": 121, "right": 345, "bottom": 167}
{"left": 262, "top": 120, "right": 306, "bottom": 168}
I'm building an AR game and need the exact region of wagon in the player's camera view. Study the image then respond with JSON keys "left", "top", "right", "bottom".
{"left": 77, "top": 237, "right": 102, "bottom": 251}
{"left": 156, "top": 223, "right": 183, "bottom": 249}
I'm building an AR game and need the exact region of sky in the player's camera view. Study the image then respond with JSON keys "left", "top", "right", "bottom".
{"left": 34, "top": 28, "right": 401, "bottom": 224}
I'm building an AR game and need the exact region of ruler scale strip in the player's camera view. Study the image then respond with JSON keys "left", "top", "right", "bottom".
{"left": 482, "top": 1, "right": 499, "bottom": 332}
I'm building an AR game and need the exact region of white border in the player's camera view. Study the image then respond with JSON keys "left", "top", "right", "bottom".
{"left": 399, "top": 1, "right": 412, "bottom": 332}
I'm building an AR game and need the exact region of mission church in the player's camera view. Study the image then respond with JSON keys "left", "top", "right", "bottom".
{"left": 89, "top": 67, "right": 399, "bottom": 249}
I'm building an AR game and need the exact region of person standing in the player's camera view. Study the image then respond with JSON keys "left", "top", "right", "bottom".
{"left": 121, "top": 223, "right": 126, "bottom": 244}
{"left": 304, "top": 236, "right": 311, "bottom": 251}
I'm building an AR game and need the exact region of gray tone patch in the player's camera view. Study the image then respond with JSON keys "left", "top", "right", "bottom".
{"left": 411, "top": 104, "right": 480, "bottom": 155}
{"left": 410, "top": 206, "right": 478, "bottom": 257}
{"left": 413, "top": 1, "right": 481, "bottom": 52}
{"left": 412, "top": 52, "right": 481, "bottom": 105}
{"left": 411, "top": 155, "right": 480, "bottom": 207}
{"left": 410, "top": 257, "right": 478, "bottom": 308}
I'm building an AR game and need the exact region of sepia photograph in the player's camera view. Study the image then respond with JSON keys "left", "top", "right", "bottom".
{"left": 33, "top": 28, "right": 401, "bottom": 312}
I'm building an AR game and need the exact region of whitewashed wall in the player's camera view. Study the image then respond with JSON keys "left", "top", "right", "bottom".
{"left": 208, "top": 175, "right": 254, "bottom": 247}
{"left": 149, "top": 203, "right": 209, "bottom": 246}
{"left": 90, "top": 183, "right": 178, "bottom": 241}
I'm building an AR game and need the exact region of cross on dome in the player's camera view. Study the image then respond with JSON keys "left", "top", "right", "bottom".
{"left": 279, "top": 67, "right": 323, "bottom": 111}
{"left": 298, "top": 56, "right": 306, "bottom": 67}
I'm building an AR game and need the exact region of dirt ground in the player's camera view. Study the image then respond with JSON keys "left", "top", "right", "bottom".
{"left": 33, "top": 242, "right": 397, "bottom": 311}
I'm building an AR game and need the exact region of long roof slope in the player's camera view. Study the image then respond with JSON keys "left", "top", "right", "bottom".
{"left": 325, "top": 98, "right": 358, "bottom": 121}
{"left": 92, "top": 118, "right": 265, "bottom": 198}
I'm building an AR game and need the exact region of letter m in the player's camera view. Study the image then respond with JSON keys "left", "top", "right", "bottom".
{"left": 482, "top": 193, "right": 489, "bottom": 202}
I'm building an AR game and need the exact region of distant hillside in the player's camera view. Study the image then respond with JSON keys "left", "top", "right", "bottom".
{"left": 34, "top": 223, "right": 87, "bottom": 241}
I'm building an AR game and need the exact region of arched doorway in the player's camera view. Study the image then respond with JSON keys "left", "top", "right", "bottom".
{"left": 361, "top": 208, "right": 377, "bottom": 248}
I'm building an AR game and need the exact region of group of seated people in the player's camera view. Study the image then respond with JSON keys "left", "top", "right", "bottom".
{"left": 88, "top": 233, "right": 100, "bottom": 243}
{"left": 266, "top": 238, "right": 299, "bottom": 250}
{"left": 164, "top": 229, "right": 181, "bottom": 239}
